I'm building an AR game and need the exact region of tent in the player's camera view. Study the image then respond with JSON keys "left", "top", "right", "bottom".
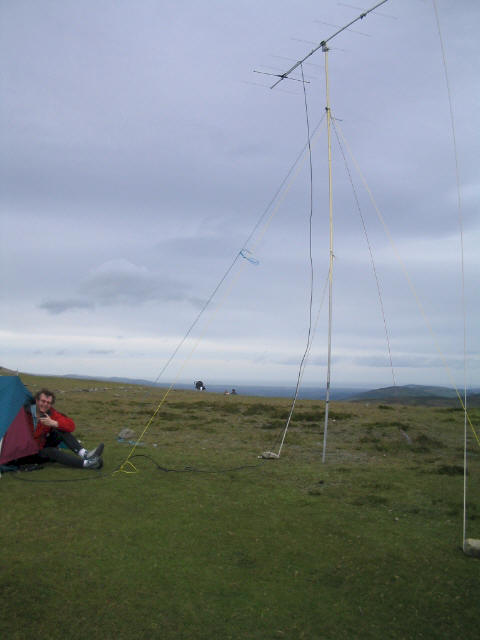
{"left": 0, "top": 376, "right": 39, "bottom": 464}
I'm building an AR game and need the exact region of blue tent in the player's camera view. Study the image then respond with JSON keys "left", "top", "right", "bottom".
{"left": 0, "top": 376, "right": 38, "bottom": 464}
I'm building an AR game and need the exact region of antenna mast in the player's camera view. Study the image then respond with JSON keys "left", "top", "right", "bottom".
{"left": 266, "top": 1, "right": 391, "bottom": 462}
{"left": 322, "top": 43, "right": 334, "bottom": 464}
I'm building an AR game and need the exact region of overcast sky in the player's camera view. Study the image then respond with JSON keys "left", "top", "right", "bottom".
{"left": 1, "top": 0, "right": 479, "bottom": 391}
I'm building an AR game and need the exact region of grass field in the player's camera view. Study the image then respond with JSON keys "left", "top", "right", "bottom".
{"left": 2, "top": 372, "right": 480, "bottom": 639}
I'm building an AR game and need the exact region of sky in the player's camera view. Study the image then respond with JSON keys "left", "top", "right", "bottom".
{"left": 1, "top": 0, "right": 479, "bottom": 391}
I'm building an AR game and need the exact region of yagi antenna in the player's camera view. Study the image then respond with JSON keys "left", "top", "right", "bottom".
{"left": 253, "top": 70, "right": 311, "bottom": 84}
{"left": 314, "top": 20, "right": 372, "bottom": 37}
{"left": 269, "top": 0, "right": 391, "bottom": 89}
{"left": 338, "top": 2, "right": 398, "bottom": 20}
{"left": 256, "top": 64, "right": 316, "bottom": 81}
{"left": 291, "top": 38, "right": 349, "bottom": 54}
{"left": 271, "top": 54, "right": 323, "bottom": 70}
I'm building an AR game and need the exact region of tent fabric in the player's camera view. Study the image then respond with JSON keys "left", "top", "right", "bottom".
{"left": 0, "top": 376, "right": 39, "bottom": 464}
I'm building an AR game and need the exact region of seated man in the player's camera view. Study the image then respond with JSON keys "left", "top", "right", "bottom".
{"left": 17, "top": 388, "right": 104, "bottom": 469}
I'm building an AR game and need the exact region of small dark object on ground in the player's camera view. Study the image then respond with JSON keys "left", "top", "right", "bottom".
{"left": 436, "top": 464, "right": 464, "bottom": 476}
{"left": 19, "top": 463, "right": 45, "bottom": 472}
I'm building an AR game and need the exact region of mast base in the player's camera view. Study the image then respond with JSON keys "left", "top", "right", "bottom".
{"left": 463, "top": 538, "right": 480, "bottom": 558}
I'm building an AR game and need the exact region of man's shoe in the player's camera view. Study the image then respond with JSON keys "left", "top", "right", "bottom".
{"left": 84, "top": 456, "right": 103, "bottom": 469}
{"left": 85, "top": 443, "right": 104, "bottom": 460}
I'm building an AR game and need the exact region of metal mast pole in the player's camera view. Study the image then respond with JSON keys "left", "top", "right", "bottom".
{"left": 322, "top": 45, "right": 334, "bottom": 464}
{"left": 265, "top": 0, "right": 392, "bottom": 463}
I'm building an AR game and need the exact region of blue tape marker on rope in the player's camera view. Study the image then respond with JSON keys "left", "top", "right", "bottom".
{"left": 240, "top": 249, "right": 259, "bottom": 265}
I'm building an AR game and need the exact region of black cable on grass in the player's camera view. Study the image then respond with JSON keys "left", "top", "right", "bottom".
{"left": 122, "top": 453, "right": 266, "bottom": 474}
{"left": 9, "top": 470, "right": 107, "bottom": 483}
{"left": 7, "top": 456, "right": 266, "bottom": 482}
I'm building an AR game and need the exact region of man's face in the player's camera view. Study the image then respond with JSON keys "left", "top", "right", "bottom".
{"left": 36, "top": 393, "right": 53, "bottom": 415}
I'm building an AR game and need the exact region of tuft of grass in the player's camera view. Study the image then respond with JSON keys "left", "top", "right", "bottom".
{"left": 261, "top": 420, "right": 284, "bottom": 430}
{"left": 415, "top": 433, "right": 445, "bottom": 448}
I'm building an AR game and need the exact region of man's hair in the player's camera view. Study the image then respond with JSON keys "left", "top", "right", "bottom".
{"left": 35, "top": 388, "right": 56, "bottom": 405}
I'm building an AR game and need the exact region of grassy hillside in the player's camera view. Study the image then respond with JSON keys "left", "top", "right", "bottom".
{"left": 348, "top": 384, "right": 480, "bottom": 407}
{"left": 2, "top": 372, "right": 480, "bottom": 639}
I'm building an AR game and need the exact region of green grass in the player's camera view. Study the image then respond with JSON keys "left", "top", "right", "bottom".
{"left": 1, "top": 373, "right": 480, "bottom": 639}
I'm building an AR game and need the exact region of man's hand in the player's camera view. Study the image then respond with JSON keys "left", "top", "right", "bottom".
{"left": 39, "top": 416, "right": 58, "bottom": 428}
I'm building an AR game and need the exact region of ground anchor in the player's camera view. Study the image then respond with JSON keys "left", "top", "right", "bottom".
{"left": 463, "top": 538, "right": 480, "bottom": 558}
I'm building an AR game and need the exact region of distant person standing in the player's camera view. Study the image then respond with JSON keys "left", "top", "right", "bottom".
{"left": 14, "top": 388, "right": 104, "bottom": 469}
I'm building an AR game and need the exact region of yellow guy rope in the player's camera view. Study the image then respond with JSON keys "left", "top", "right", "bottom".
{"left": 333, "top": 121, "right": 480, "bottom": 448}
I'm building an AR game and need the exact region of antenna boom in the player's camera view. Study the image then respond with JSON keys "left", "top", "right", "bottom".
{"left": 270, "top": 0, "right": 391, "bottom": 89}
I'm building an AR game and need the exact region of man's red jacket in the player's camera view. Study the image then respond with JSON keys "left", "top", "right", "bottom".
{"left": 27, "top": 405, "right": 76, "bottom": 449}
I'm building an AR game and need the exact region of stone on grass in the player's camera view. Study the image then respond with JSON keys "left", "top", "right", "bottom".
{"left": 118, "top": 428, "right": 136, "bottom": 439}
{"left": 464, "top": 538, "right": 480, "bottom": 558}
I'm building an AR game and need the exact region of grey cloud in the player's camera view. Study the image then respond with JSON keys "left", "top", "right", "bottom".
{"left": 39, "top": 299, "right": 94, "bottom": 315}
{"left": 79, "top": 259, "right": 163, "bottom": 305}
{"left": 39, "top": 259, "right": 199, "bottom": 314}
{"left": 88, "top": 349, "right": 115, "bottom": 355}
{"left": 79, "top": 259, "right": 195, "bottom": 305}
{"left": 352, "top": 355, "right": 468, "bottom": 370}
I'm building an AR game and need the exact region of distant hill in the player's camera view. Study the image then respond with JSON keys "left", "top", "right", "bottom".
{"left": 64, "top": 374, "right": 364, "bottom": 400}
{"left": 348, "top": 384, "right": 480, "bottom": 407}
{"left": 3, "top": 367, "right": 479, "bottom": 407}
{"left": 67, "top": 374, "right": 156, "bottom": 387}
{"left": 0, "top": 366, "right": 18, "bottom": 376}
